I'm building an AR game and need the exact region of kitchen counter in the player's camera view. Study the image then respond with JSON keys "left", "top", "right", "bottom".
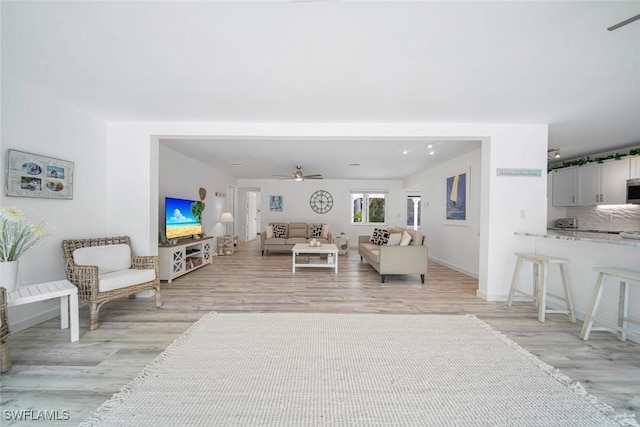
{"left": 515, "top": 230, "right": 640, "bottom": 247}
{"left": 513, "top": 229, "right": 639, "bottom": 342}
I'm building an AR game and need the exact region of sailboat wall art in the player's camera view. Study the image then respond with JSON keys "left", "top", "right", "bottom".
{"left": 445, "top": 167, "right": 470, "bottom": 225}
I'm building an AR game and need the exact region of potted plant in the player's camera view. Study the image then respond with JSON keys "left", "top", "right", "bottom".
{"left": 0, "top": 207, "right": 47, "bottom": 292}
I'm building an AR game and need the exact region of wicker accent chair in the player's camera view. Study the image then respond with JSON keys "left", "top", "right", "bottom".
{"left": 62, "top": 236, "right": 161, "bottom": 331}
{"left": 1, "top": 287, "right": 10, "bottom": 373}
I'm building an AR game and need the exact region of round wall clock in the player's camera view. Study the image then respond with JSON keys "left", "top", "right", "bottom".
{"left": 310, "top": 190, "right": 333, "bottom": 214}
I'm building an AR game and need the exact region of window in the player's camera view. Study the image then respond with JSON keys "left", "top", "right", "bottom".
{"left": 351, "top": 192, "right": 386, "bottom": 224}
{"left": 406, "top": 195, "right": 421, "bottom": 229}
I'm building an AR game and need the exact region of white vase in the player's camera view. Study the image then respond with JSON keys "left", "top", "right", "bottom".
{"left": 0, "top": 260, "right": 19, "bottom": 293}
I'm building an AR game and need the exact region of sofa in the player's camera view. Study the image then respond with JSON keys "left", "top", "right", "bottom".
{"left": 358, "top": 227, "right": 428, "bottom": 283}
{"left": 261, "top": 222, "right": 332, "bottom": 255}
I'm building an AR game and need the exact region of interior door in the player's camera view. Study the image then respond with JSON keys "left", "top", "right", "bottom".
{"left": 246, "top": 192, "right": 257, "bottom": 241}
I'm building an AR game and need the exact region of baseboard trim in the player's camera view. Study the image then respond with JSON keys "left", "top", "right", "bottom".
{"left": 9, "top": 307, "right": 59, "bottom": 334}
{"left": 428, "top": 256, "right": 478, "bottom": 279}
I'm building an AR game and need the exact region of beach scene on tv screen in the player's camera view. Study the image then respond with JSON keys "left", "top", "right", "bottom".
{"left": 166, "top": 198, "right": 202, "bottom": 239}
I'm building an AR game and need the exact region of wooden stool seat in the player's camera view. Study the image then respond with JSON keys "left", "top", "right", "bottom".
{"left": 507, "top": 252, "right": 576, "bottom": 323}
{"left": 580, "top": 267, "right": 640, "bottom": 341}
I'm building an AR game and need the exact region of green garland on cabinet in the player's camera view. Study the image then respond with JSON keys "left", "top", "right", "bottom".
{"left": 548, "top": 146, "right": 640, "bottom": 172}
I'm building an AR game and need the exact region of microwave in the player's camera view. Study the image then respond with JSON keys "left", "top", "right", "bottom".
{"left": 628, "top": 178, "right": 640, "bottom": 204}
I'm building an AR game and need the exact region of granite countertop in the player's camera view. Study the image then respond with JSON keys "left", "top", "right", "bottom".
{"left": 515, "top": 230, "right": 640, "bottom": 248}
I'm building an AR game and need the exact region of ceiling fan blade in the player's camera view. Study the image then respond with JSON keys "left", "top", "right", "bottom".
{"left": 608, "top": 13, "right": 640, "bottom": 31}
{"left": 304, "top": 174, "right": 323, "bottom": 179}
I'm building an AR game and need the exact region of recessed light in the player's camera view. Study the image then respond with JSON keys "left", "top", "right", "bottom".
{"left": 429, "top": 151, "right": 435, "bottom": 156}
{"left": 427, "top": 144, "right": 433, "bottom": 149}
{"left": 402, "top": 150, "right": 409, "bottom": 155}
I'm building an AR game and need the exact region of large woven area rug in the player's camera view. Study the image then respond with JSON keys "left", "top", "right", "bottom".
{"left": 82, "top": 313, "right": 638, "bottom": 426}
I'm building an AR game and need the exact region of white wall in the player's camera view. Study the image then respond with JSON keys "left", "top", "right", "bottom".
{"left": 237, "top": 178, "right": 407, "bottom": 244}
{"left": 479, "top": 128, "right": 548, "bottom": 301}
{"left": 417, "top": 146, "right": 482, "bottom": 277}
{"left": 159, "top": 144, "right": 238, "bottom": 246}
{"left": 1, "top": 78, "right": 109, "bottom": 331}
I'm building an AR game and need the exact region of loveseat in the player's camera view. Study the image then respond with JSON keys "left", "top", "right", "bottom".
{"left": 261, "top": 222, "right": 332, "bottom": 255}
{"left": 358, "top": 227, "right": 428, "bottom": 283}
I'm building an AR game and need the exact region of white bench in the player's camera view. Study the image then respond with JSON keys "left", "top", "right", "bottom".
{"left": 7, "top": 280, "right": 79, "bottom": 342}
{"left": 580, "top": 267, "right": 640, "bottom": 341}
{"left": 507, "top": 252, "right": 576, "bottom": 323}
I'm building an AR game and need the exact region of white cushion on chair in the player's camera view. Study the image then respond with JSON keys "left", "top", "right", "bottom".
{"left": 73, "top": 244, "right": 131, "bottom": 274}
{"left": 98, "top": 269, "right": 156, "bottom": 292}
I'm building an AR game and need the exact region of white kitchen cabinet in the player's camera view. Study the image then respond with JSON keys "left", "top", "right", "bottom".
{"left": 551, "top": 167, "right": 579, "bottom": 206}
{"left": 578, "top": 163, "right": 601, "bottom": 206}
{"left": 578, "top": 158, "right": 629, "bottom": 206}
{"left": 630, "top": 156, "right": 640, "bottom": 179}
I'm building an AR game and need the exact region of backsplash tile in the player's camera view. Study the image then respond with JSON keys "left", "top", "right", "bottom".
{"left": 566, "top": 205, "right": 640, "bottom": 231}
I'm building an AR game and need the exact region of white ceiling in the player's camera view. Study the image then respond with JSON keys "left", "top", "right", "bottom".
{"left": 3, "top": 1, "right": 640, "bottom": 180}
{"left": 160, "top": 137, "right": 481, "bottom": 180}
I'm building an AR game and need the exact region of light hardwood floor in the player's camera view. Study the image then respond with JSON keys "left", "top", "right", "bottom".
{"left": 1, "top": 239, "right": 639, "bottom": 426}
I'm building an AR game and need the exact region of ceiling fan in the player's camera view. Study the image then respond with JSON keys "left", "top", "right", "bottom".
{"left": 273, "top": 165, "right": 323, "bottom": 181}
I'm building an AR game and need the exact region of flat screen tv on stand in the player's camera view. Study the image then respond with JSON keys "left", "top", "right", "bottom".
{"left": 165, "top": 197, "right": 203, "bottom": 242}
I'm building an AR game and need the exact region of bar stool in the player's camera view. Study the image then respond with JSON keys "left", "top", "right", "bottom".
{"left": 507, "top": 253, "right": 576, "bottom": 323}
{"left": 580, "top": 267, "right": 640, "bottom": 341}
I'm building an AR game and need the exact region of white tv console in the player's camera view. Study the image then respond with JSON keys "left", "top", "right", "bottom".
{"left": 159, "top": 237, "right": 213, "bottom": 283}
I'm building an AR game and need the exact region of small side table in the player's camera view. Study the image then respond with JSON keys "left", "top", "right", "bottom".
{"left": 7, "top": 280, "right": 79, "bottom": 342}
{"left": 217, "top": 235, "right": 236, "bottom": 255}
{"left": 334, "top": 236, "right": 349, "bottom": 255}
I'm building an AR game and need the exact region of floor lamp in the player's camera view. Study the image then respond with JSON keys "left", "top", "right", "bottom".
{"left": 220, "top": 212, "right": 234, "bottom": 236}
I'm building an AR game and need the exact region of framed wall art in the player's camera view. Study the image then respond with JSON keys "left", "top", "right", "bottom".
{"left": 269, "top": 195, "right": 283, "bottom": 212}
{"left": 444, "top": 167, "right": 469, "bottom": 225}
{"left": 5, "top": 149, "right": 74, "bottom": 200}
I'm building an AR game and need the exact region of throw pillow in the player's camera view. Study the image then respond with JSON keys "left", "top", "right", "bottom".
{"left": 369, "top": 228, "right": 390, "bottom": 245}
{"left": 322, "top": 224, "right": 330, "bottom": 239}
{"left": 386, "top": 233, "right": 402, "bottom": 246}
{"left": 407, "top": 229, "right": 424, "bottom": 246}
{"left": 311, "top": 224, "right": 324, "bottom": 238}
{"left": 399, "top": 231, "right": 412, "bottom": 246}
{"left": 273, "top": 224, "right": 287, "bottom": 238}
{"left": 266, "top": 225, "right": 274, "bottom": 239}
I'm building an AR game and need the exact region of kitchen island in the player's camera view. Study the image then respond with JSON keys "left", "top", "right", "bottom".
{"left": 513, "top": 230, "right": 640, "bottom": 342}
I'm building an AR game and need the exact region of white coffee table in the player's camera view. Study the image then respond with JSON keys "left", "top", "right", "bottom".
{"left": 7, "top": 280, "right": 79, "bottom": 342}
{"left": 292, "top": 243, "right": 339, "bottom": 273}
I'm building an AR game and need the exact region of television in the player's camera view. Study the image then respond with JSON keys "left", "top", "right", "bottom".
{"left": 165, "top": 197, "right": 203, "bottom": 240}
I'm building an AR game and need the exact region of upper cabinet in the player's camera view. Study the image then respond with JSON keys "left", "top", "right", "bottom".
{"left": 552, "top": 158, "right": 631, "bottom": 207}
{"left": 577, "top": 163, "right": 601, "bottom": 206}
{"left": 600, "top": 158, "right": 631, "bottom": 204}
{"left": 631, "top": 156, "right": 640, "bottom": 179}
{"left": 578, "top": 158, "right": 629, "bottom": 206}
{"left": 551, "top": 167, "right": 579, "bottom": 207}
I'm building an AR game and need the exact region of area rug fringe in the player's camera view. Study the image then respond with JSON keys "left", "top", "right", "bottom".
{"left": 79, "top": 313, "right": 639, "bottom": 427}
{"left": 79, "top": 311, "right": 218, "bottom": 427}
{"left": 465, "top": 314, "right": 639, "bottom": 427}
